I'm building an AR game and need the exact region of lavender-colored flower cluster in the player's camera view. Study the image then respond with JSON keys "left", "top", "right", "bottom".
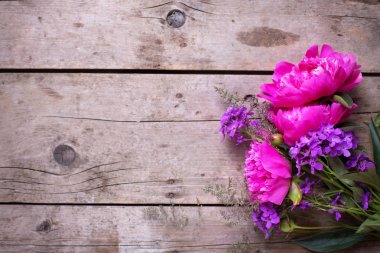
{"left": 220, "top": 106, "right": 253, "bottom": 144}
{"left": 290, "top": 124, "right": 359, "bottom": 174}
{"left": 346, "top": 152, "right": 375, "bottom": 172}
{"left": 252, "top": 203, "right": 281, "bottom": 239}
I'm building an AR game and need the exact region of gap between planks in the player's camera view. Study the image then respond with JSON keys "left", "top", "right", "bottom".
{"left": 0, "top": 69, "right": 379, "bottom": 77}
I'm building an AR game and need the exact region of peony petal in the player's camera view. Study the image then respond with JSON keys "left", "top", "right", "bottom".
{"left": 329, "top": 102, "right": 357, "bottom": 124}
{"left": 339, "top": 68, "right": 362, "bottom": 92}
{"left": 266, "top": 177, "right": 291, "bottom": 205}
{"left": 260, "top": 83, "right": 277, "bottom": 95}
{"left": 320, "top": 44, "right": 334, "bottom": 57}
{"left": 305, "top": 44, "right": 318, "bottom": 58}
{"left": 273, "top": 105, "right": 332, "bottom": 145}
{"left": 257, "top": 93, "right": 276, "bottom": 103}
{"left": 272, "top": 61, "right": 294, "bottom": 83}
{"left": 260, "top": 141, "right": 291, "bottom": 178}
{"left": 299, "top": 71, "right": 336, "bottom": 101}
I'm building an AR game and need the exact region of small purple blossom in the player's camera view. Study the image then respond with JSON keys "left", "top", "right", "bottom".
{"left": 292, "top": 200, "right": 313, "bottom": 211}
{"left": 362, "top": 191, "right": 371, "bottom": 210}
{"left": 299, "top": 177, "right": 320, "bottom": 195}
{"left": 328, "top": 193, "right": 345, "bottom": 221}
{"left": 328, "top": 209, "right": 342, "bottom": 221}
{"left": 290, "top": 124, "right": 358, "bottom": 174}
{"left": 252, "top": 203, "right": 281, "bottom": 239}
{"left": 346, "top": 152, "right": 375, "bottom": 172}
{"left": 299, "top": 200, "right": 312, "bottom": 210}
{"left": 220, "top": 106, "right": 253, "bottom": 144}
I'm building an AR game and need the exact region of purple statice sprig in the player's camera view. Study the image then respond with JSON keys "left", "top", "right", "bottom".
{"left": 220, "top": 106, "right": 255, "bottom": 144}
{"left": 252, "top": 203, "right": 281, "bottom": 239}
{"left": 290, "top": 124, "right": 359, "bottom": 175}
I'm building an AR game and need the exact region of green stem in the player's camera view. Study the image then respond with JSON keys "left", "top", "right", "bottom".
{"left": 294, "top": 225, "right": 341, "bottom": 230}
{"left": 318, "top": 159, "right": 352, "bottom": 193}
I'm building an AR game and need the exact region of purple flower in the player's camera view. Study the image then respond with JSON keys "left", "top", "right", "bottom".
{"left": 252, "top": 203, "right": 281, "bottom": 238}
{"left": 220, "top": 106, "right": 254, "bottom": 144}
{"left": 290, "top": 124, "right": 358, "bottom": 174}
{"left": 330, "top": 193, "right": 344, "bottom": 206}
{"left": 299, "top": 177, "right": 320, "bottom": 195}
{"left": 328, "top": 193, "right": 345, "bottom": 221}
{"left": 362, "top": 191, "right": 371, "bottom": 210}
{"left": 328, "top": 209, "right": 342, "bottom": 221}
{"left": 299, "top": 200, "right": 312, "bottom": 210}
{"left": 346, "top": 152, "right": 375, "bottom": 172}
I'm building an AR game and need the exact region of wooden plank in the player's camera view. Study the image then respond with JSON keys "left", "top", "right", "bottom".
{"left": 0, "top": 73, "right": 376, "bottom": 204}
{"left": 0, "top": 73, "right": 378, "bottom": 122}
{"left": 0, "top": 117, "right": 372, "bottom": 204}
{"left": 0, "top": 205, "right": 379, "bottom": 253}
{"left": 0, "top": 0, "right": 379, "bottom": 71}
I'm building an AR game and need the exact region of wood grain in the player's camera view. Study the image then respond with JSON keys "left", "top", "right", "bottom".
{"left": 0, "top": 73, "right": 376, "bottom": 204}
{"left": 0, "top": 0, "right": 379, "bottom": 71}
{"left": 0, "top": 205, "right": 379, "bottom": 253}
{"left": 0, "top": 73, "right": 378, "bottom": 122}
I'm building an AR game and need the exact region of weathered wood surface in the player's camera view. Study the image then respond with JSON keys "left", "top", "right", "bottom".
{"left": 0, "top": 73, "right": 377, "bottom": 204}
{"left": 0, "top": 73, "right": 378, "bottom": 121}
{"left": 0, "top": 205, "right": 379, "bottom": 253}
{"left": 0, "top": 0, "right": 379, "bottom": 71}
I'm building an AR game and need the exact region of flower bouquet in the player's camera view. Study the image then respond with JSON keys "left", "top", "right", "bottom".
{"left": 218, "top": 44, "right": 380, "bottom": 252}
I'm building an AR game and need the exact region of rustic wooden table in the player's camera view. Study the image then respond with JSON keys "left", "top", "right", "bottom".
{"left": 0, "top": 1, "right": 379, "bottom": 252}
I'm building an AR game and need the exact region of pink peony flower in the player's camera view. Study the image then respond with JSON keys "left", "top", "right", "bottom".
{"left": 259, "top": 44, "right": 362, "bottom": 108}
{"left": 272, "top": 102, "right": 357, "bottom": 146}
{"left": 245, "top": 141, "right": 291, "bottom": 205}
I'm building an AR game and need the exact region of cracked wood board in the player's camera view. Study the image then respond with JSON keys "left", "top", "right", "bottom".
{"left": 0, "top": 0, "right": 379, "bottom": 71}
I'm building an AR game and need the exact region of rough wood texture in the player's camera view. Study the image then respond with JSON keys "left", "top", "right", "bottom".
{"left": 0, "top": 73, "right": 378, "bottom": 121}
{"left": 0, "top": 205, "right": 379, "bottom": 253}
{"left": 0, "top": 0, "right": 379, "bottom": 71}
{"left": 0, "top": 74, "right": 376, "bottom": 204}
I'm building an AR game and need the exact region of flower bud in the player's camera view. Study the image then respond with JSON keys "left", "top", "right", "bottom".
{"left": 271, "top": 133, "right": 284, "bottom": 146}
{"left": 280, "top": 218, "right": 296, "bottom": 233}
{"left": 288, "top": 180, "right": 302, "bottom": 206}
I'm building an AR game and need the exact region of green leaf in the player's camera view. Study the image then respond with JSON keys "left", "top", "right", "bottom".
{"left": 368, "top": 118, "right": 380, "bottom": 175}
{"left": 327, "top": 157, "right": 347, "bottom": 176}
{"left": 351, "top": 186, "right": 364, "bottom": 202}
{"left": 327, "top": 157, "right": 354, "bottom": 186}
{"left": 375, "top": 113, "right": 380, "bottom": 127}
{"left": 332, "top": 92, "right": 353, "bottom": 108}
{"left": 357, "top": 214, "right": 380, "bottom": 234}
{"left": 342, "top": 172, "right": 380, "bottom": 193}
{"left": 295, "top": 229, "right": 366, "bottom": 252}
{"left": 336, "top": 122, "right": 363, "bottom": 132}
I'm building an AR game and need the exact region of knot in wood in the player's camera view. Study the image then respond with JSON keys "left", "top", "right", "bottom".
{"left": 53, "top": 144, "right": 76, "bottom": 166}
{"left": 167, "top": 179, "right": 175, "bottom": 184}
{"left": 166, "top": 9, "right": 186, "bottom": 28}
{"left": 36, "top": 219, "right": 52, "bottom": 233}
{"left": 166, "top": 192, "right": 175, "bottom": 198}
